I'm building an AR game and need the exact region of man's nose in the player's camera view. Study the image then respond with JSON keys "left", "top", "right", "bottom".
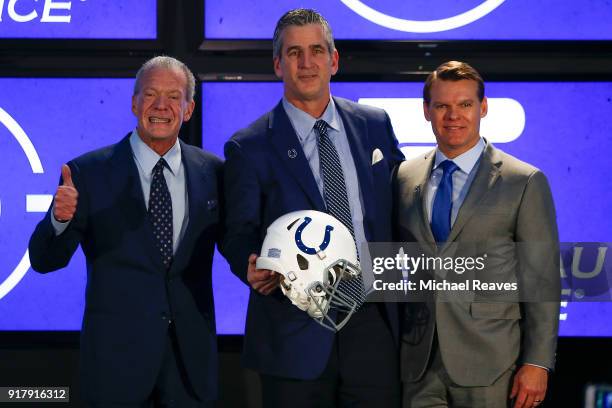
{"left": 445, "top": 106, "right": 459, "bottom": 120}
{"left": 299, "top": 52, "right": 313, "bottom": 68}
{"left": 153, "top": 95, "right": 169, "bottom": 109}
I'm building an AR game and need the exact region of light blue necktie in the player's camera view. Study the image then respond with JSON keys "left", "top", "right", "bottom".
{"left": 431, "top": 160, "right": 459, "bottom": 243}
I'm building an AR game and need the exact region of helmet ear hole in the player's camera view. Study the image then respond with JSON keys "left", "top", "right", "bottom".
{"left": 287, "top": 218, "right": 300, "bottom": 230}
{"left": 296, "top": 254, "right": 309, "bottom": 270}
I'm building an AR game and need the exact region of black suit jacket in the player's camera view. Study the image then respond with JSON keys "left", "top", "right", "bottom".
{"left": 29, "top": 135, "right": 223, "bottom": 403}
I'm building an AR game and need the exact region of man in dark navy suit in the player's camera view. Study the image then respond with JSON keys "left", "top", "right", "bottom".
{"left": 29, "top": 56, "right": 222, "bottom": 408}
{"left": 223, "top": 9, "right": 405, "bottom": 407}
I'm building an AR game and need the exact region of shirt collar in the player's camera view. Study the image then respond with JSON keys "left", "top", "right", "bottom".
{"left": 434, "top": 137, "right": 485, "bottom": 174}
{"left": 282, "top": 96, "right": 340, "bottom": 143}
{"left": 129, "top": 130, "right": 182, "bottom": 176}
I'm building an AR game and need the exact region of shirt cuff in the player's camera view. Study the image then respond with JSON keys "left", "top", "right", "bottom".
{"left": 523, "top": 363, "right": 550, "bottom": 372}
{"left": 50, "top": 204, "right": 71, "bottom": 236}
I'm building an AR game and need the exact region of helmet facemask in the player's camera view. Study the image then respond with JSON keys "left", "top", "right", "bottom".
{"left": 304, "top": 258, "right": 362, "bottom": 332}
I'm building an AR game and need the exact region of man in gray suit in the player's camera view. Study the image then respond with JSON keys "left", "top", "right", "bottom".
{"left": 395, "top": 61, "right": 560, "bottom": 408}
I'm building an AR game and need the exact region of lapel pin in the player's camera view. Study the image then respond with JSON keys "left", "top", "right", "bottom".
{"left": 288, "top": 148, "right": 298, "bottom": 159}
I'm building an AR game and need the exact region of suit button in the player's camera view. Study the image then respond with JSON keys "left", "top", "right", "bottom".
{"left": 161, "top": 313, "right": 168, "bottom": 320}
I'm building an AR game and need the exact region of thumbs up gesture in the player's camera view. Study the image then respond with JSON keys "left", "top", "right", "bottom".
{"left": 53, "top": 164, "right": 79, "bottom": 222}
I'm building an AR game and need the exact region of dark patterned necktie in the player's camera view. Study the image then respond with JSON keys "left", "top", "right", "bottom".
{"left": 149, "top": 158, "right": 173, "bottom": 269}
{"left": 431, "top": 160, "right": 459, "bottom": 243}
{"left": 314, "top": 119, "right": 366, "bottom": 308}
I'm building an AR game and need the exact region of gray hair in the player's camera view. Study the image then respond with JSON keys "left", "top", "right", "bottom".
{"left": 133, "top": 56, "right": 196, "bottom": 102}
{"left": 272, "top": 8, "right": 335, "bottom": 59}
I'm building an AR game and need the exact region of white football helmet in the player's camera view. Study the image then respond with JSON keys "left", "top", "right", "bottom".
{"left": 256, "top": 210, "right": 364, "bottom": 332}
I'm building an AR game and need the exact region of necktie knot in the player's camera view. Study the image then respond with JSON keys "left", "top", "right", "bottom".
{"left": 438, "top": 160, "right": 459, "bottom": 176}
{"left": 314, "top": 120, "right": 329, "bottom": 136}
{"left": 153, "top": 158, "right": 168, "bottom": 175}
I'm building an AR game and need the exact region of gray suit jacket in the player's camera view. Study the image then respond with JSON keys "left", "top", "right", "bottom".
{"left": 395, "top": 142, "right": 560, "bottom": 387}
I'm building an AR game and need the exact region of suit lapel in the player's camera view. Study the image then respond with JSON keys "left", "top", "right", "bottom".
{"left": 414, "top": 151, "right": 437, "bottom": 252}
{"left": 268, "top": 101, "right": 326, "bottom": 211}
{"left": 171, "top": 143, "right": 208, "bottom": 275}
{"left": 446, "top": 143, "right": 502, "bottom": 243}
{"left": 108, "top": 134, "right": 166, "bottom": 271}
{"left": 334, "top": 97, "right": 376, "bottom": 238}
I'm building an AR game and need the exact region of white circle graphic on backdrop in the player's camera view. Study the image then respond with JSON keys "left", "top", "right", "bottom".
{"left": 340, "top": 0, "right": 506, "bottom": 33}
{"left": 0, "top": 107, "right": 44, "bottom": 300}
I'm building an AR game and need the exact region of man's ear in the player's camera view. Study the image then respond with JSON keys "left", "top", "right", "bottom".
{"left": 330, "top": 49, "right": 339, "bottom": 76}
{"left": 480, "top": 96, "right": 488, "bottom": 118}
{"left": 183, "top": 100, "right": 196, "bottom": 122}
{"left": 273, "top": 56, "right": 283, "bottom": 79}
{"left": 423, "top": 101, "right": 432, "bottom": 122}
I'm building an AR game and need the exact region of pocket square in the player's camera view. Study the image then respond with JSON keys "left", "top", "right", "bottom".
{"left": 207, "top": 199, "right": 218, "bottom": 211}
{"left": 371, "top": 148, "right": 384, "bottom": 165}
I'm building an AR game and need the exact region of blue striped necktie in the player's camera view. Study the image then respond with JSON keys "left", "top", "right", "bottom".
{"left": 314, "top": 119, "right": 366, "bottom": 308}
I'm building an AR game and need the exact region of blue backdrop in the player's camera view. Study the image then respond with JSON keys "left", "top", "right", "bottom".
{"left": 205, "top": 0, "right": 612, "bottom": 40}
{"left": 0, "top": 0, "right": 156, "bottom": 39}
{"left": 0, "top": 78, "right": 610, "bottom": 337}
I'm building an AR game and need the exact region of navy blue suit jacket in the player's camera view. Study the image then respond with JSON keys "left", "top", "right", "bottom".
{"left": 223, "top": 97, "right": 404, "bottom": 379}
{"left": 29, "top": 135, "right": 223, "bottom": 403}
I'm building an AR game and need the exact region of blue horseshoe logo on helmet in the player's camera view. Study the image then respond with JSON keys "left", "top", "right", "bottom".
{"left": 295, "top": 217, "right": 334, "bottom": 255}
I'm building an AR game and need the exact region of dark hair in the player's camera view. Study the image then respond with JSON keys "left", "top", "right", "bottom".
{"left": 272, "top": 8, "right": 335, "bottom": 59}
{"left": 423, "top": 61, "right": 485, "bottom": 104}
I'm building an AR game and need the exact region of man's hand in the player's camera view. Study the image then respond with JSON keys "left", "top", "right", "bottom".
{"left": 247, "top": 253, "right": 280, "bottom": 295}
{"left": 53, "top": 164, "right": 78, "bottom": 222}
{"left": 510, "top": 365, "right": 548, "bottom": 408}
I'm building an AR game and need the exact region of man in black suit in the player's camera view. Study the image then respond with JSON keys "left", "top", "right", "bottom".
{"left": 29, "top": 56, "right": 223, "bottom": 407}
{"left": 223, "top": 9, "right": 405, "bottom": 407}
